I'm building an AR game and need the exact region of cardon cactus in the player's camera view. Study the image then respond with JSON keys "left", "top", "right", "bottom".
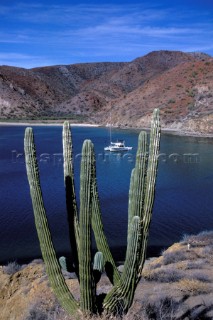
{"left": 24, "top": 109, "right": 160, "bottom": 318}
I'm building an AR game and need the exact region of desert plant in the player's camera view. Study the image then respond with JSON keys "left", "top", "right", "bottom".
{"left": 3, "top": 261, "right": 22, "bottom": 275}
{"left": 162, "top": 250, "right": 189, "bottom": 265}
{"left": 24, "top": 109, "right": 160, "bottom": 318}
{"left": 140, "top": 294, "right": 179, "bottom": 320}
{"left": 177, "top": 278, "right": 210, "bottom": 295}
{"left": 59, "top": 256, "right": 67, "bottom": 272}
{"left": 143, "top": 266, "right": 184, "bottom": 283}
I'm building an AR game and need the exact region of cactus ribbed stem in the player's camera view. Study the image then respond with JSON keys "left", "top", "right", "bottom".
{"left": 93, "top": 252, "right": 104, "bottom": 273}
{"left": 24, "top": 128, "right": 79, "bottom": 316}
{"left": 79, "top": 140, "right": 96, "bottom": 312}
{"left": 24, "top": 109, "right": 161, "bottom": 318}
{"left": 127, "top": 131, "right": 147, "bottom": 239}
{"left": 91, "top": 150, "right": 120, "bottom": 285}
{"left": 138, "top": 108, "right": 160, "bottom": 273}
{"left": 63, "top": 121, "right": 80, "bottom": 275}
{"left": 104, "top": 109, "right": 160, "bottom": 314}
{"left": 104, "top": 216, "right": 141, "bottom": 314}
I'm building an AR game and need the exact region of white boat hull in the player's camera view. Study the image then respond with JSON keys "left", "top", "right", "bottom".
{"left": 104, "top": 145, "right": 132, "bottom": 152}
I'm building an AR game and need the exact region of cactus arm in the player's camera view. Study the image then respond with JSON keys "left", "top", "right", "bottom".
{"left": 91, "top": 150, "right": 120, "bottom": 285}
{"left": 79, "top": 140, "right": 96, "bottom": 313}
{"left": 138, "top": 108, "right": 160, "bottom": 273}
{"left": 103, "top": 216, "right": 141, "bottom": 314}
{"left": 63, "top": 121, "right": 80, "bottom": 275}
{"left": 93, "top": 251, "right": 104, "bottom": 273}
{"left": 24, "top": 127, "right": 80, "bottom": 316}
{"left": 127, "top": 131, "right": 147, "bottom": 240}
{"left": 93, "top": 251, "right": 104, "bottom": 285}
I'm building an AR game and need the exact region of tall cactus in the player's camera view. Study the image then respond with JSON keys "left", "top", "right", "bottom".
{"left": 103, "top": 108, "right": 160, "bottom": 314}
{"left": 79, "top": 140, "right": 96, "bottom": 312}
{"left": 63, "top": 122, "right": 79, "bottom": 276}
{"left": 24, "top": 109, "right": 160, "bottom": 318}
{"left": 24, "top": 128, "right": 80, "bottom": 316}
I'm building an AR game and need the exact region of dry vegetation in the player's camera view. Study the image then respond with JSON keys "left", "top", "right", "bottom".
{"left": 0, "top": 231, "right": 213, "bottom": 319}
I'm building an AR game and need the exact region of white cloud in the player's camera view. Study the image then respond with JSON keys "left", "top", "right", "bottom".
{"left": 0, "top": 2, "right": 212, "bottom": 67}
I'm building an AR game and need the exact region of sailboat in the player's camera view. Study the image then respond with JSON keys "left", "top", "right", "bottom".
{"left": 104, "top": 114, "right": 132, "bottom": 152}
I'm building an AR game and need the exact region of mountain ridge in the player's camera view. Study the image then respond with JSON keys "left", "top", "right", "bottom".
{"left": 0, "top": 50, "right": 212, "bottom": 134}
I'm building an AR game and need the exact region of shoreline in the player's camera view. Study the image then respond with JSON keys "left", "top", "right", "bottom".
{"left": 0, "top": 121, "right": 100, "bottom": 127}
{"left": 0, "top": 120, "right": 212, "bottom": 138}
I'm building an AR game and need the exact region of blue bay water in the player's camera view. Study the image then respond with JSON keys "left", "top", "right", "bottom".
{"left": 0, "top": 125, "right": 213, "bottom": 264}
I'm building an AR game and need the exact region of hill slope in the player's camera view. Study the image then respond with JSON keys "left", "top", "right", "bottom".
{"left": 0, "top": 50, "right": 212, "bottom": 134}
{"left": 1, "top": 231, "right": 213, "bottom": 319}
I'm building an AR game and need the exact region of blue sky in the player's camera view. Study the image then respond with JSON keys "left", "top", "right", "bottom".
{"left": 0, "top": 0, "right": 212, "bottom": 68}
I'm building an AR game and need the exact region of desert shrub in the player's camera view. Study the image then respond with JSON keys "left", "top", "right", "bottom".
{"left": 3, "top": 261, "right": 22, "bottom": 275}
{"left": 30, "top": 259, "right": 44, "bottom": 265}
{"left": 168, "top": 99, "right": 176, "bottom": 104}
{"left": 24, "top": 300, "right": 62, "bottom": 320}
{"left": 188, "top": 103, "right": 195, "bottom": 110}
{"left": 143, "top": 266, "right": 183, "bottom": 283}
{"left": 184, "top": 260, "right": 205, "bottom": 270}
{"left": 162, "top": 250, "right": 189, "bottom": 265}
{"left": 176, "top": 278, "right": 210, "bottom": 296}
{"left": 141, "top": 294, "right": 179, "bottom": 320}
{"left": 188, "top": 272, "right": 209, "bottom": 282}
{"left": 25, "top": 307, "right": 48, "bottom": 320}
{"left": 202, "top": 244, "right": 213, "bottom": 256}
{"left": 182, "top": 231, "right": 213, "bottom": 247}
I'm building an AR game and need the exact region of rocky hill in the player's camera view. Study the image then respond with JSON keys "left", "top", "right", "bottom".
{"left": 0, "top": 50, "right": 212, "bottom": 134}
{"left": 1, "top": 231, "right": 213, "bottom": 319}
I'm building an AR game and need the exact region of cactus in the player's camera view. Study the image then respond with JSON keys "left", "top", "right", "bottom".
{"left": 24, "top": 128, "right": 80, "bottom": 316}
{"left": 103, "top": 109, "right": 160, "bottom": 314}
{"left": 63, "top": 122, "right": 79, "bottom": 276}
{"left": 93, "top": 252, "right": 104, "bottom": 273}
{"left": 93, "top": 251, "right": 104, "bottom": 285}
{"left": 59, "top": 256, "right": 67, "bottom": 272}
{"left": 24, "top": 109, "right": 160, "bottom": 318}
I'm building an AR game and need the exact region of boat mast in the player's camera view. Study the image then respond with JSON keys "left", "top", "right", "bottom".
{"left": 109, "top": 112, "right": 112, "bottom": 143}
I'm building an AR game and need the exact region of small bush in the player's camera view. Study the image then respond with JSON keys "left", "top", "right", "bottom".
{"left": 143, "top": 266, "right": 183, "bottom": 283}
{"left": 141, "top": 294, "right": 179, "bottom": 320}
{"left": 168, "top": 99, "right": 176, "bottom": 104}
{"left": 182, "top": 231, "right": 213, "bottom": 247}
{"left": 162, "top": 250, "right": 188, "bottom": 265}
{"left": 24, "top": 300, "right": 62, "bottom": 320}
{"left": 3, "top": 261, "right": 22, "bottom": 275}
{"left": 177, "top": 278, "right": 210, "bottom": 295}
{"left": 184, "top": 260, "right": 205, "bottom": 270}
{"left": 25, "top": 307, "right": 48, "bottom": 320}
{"left": 202, "top": 245, "right": 213, "bottom": 256}
{"left": 188, "top": 272, "right": 209, "bottom": 282}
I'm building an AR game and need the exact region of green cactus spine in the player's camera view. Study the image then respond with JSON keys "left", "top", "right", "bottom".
{"left": 24, "top": 128, "right": 80, "bottom": 316}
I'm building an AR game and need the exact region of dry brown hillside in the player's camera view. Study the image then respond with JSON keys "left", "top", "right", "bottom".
{"left": 0, "top": 50, "right": 212, "bottom": 134}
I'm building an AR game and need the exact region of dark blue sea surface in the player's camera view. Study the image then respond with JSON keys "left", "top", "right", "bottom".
{"left": 0, "top": 125, "right": 213, "bottom": 264}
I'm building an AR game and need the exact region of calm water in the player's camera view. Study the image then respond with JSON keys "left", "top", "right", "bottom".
{"left": 0, "top": 125, "right": 213, "bottom": 265}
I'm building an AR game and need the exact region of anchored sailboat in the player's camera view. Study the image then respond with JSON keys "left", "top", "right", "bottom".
{"left": 104, "top": 114, "right": 132, "bottom": 152}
